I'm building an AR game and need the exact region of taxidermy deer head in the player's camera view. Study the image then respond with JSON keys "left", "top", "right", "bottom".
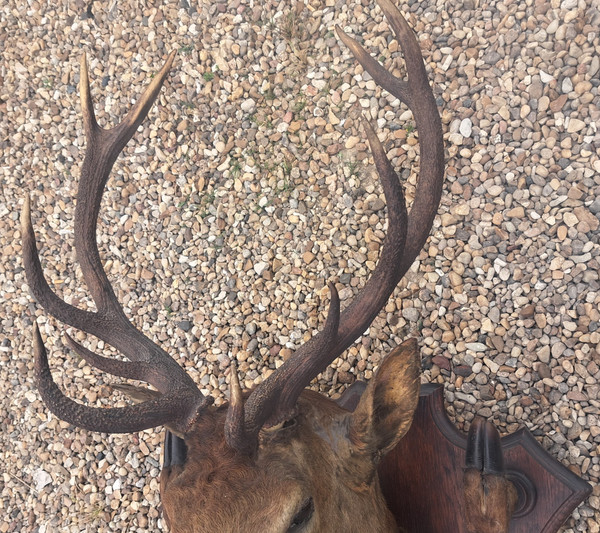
{"left": 22, "top": 0, "right": 531, "bottom": 531}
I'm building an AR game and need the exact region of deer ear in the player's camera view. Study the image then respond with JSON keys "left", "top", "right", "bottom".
{"left": 350, "top": 338, "right": 420, "bottom": 458}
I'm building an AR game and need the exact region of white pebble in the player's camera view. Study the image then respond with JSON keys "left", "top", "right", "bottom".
{"left": 459, "top": 118, "right": 472, "bottom": 138}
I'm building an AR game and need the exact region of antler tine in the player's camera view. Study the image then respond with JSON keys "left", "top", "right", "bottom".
{"left": 23, "top": 52, "right": 209, "bottom": 434}
{"left": 225, "top": 363, "right": 252, "bottom": 454}
{"left": 33, "top": 322, "right": 200, "bottom": 433}
{"left": 76, "top": 51, "right": 176, "bottom": 316}
{"left": 242, "top": 283, "right": 341, "bottom": 438}
{"left": 22, "top": 194, "right": 97, "bottom": 331}
{"left": 337, "top": 0, "right": 445, "bottom": 274}
{"left": 239, "top": 0, "right": 444, "bottom": 447}
{"left": 64, "top": 333, "right": 172, "bottom": 389}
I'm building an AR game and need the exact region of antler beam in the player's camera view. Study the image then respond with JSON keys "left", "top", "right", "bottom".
{"left": 237, "top": 0, "right": 444, "bottom": 448}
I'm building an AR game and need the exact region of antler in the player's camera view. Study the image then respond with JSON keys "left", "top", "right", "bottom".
{"left": 237, "top": 0, "right": 444, "bottom": 445}
{"left": 22, "top": 52, "right": 210, "bottom": 434}
{"left": 23, "top": 0, "right": 442, "bottom": 453}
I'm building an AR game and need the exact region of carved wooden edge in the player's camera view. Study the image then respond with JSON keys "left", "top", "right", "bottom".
{"left": 502, "top": 427, "right": 592, "bottom": 532}
{"left": 418, "top": 383, "right": 466, "bottom": 446}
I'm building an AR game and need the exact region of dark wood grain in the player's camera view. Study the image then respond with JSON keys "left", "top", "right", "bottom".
{"left": 377, "top": 384, "right": 591, "bottom": 533}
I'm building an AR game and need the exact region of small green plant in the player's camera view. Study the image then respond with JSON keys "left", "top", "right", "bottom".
{"left": 249, "top": 113, "right": 273, "bottom": 129}
{"left": 264, "top": 88, "right": 276, "bottom": 100}
{"left": 319, "top": 81, "right": 331, "bottom": 96}
{"left": 271, "top": 159, "right": 294, "bottom": 193}
{"left": 164, "top": 304, "right": 173, "bottom": 317}
{"left": 278, "top": 177, "right": 293, "bottom": 193}
{"left": 253, "top": 197, "right": 273, "bottom": 213}
{"left": 405, "top": 123, "right": 415, "bottom": 136}
{"left": 257, "top": 158, "right": 277, "bottom": 174}
{"left": 281, "top": 11, "right": 299, "bottom": 41}
{"left": 177, "top": 194, "right": 191, "bottom": 208}
{"left": 293, "top": 96, "right": 307, "bottom": 114}
{"left": 281, "top": 159, "right": 293, "bottom": 177}
{"left": 180, "top": 44, "right": 194, "bottom": 54}
{"left": 230, "top": 159, "right": 242, "bottom": 178}
{"left": 345, "top": 159, "right": 360, "bottom": 177}
{"left": 180, "top": 101, "right": 196, "bottom": 110}
{"left": 203, "top": 71, "right": 215, "bottom": 82}
{"left": 199, "top": 190, "right": 216, "bottom": 218}
{"left": 41, "top": 78, "right": 53, "bottom": 89}
{"left": 81, "top": 503, "right": 105, "bottom": 525}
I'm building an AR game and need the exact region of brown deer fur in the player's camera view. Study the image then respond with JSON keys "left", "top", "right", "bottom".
{"left": 463, "top": 470, "right": 518, "bottom": 533}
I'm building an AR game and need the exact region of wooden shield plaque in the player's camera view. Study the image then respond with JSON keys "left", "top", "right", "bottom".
{"left": 377, "top": 384, "right": 592, "bottom": 533}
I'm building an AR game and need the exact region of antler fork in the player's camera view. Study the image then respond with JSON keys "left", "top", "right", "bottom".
{"left": 22, "top": 52, "right": 210, "bottom": 435}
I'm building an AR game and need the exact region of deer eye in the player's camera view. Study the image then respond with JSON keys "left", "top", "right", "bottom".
{"left": 264, "top": 417, "right": 297, "bottom": 433}
{"left": 282, "top": 417, "right": 297, "bottom": 429}
{"left": 287, "top": 497, "right": 314, "bottom": 532}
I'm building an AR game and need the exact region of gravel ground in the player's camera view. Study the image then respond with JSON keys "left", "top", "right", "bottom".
{"left": 2, "top": 0, "right": 600, "bottom": 531}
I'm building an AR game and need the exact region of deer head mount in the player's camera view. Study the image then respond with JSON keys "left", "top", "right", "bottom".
{"left": 22, "top": 0, "right": 451, "bottom": 531}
